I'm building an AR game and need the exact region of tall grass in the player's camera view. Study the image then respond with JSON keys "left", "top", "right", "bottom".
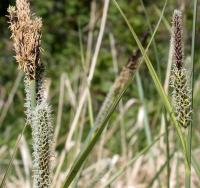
{"left": 62, "top": 32, "right": 148, "bottom": 188}
{"left": 1, "top": 0, "right": 200, "bottom": 187}
{"left": 6, "top": 0, "right": 53, "bottom": 187}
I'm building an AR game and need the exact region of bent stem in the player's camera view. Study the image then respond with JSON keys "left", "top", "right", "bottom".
{"left": 112, "top": 0, "right": 188, "bottom": 171}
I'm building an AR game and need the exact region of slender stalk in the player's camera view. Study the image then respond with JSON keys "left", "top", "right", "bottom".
{"left": 185, "top": 0, "right": 198, "bottom": 187}
{"left": 78, "top": 25, "right": 94, "bottom": 128}
{"left": 62, "top": 33, "right": 148, "bottom": 187}
{"left": 140, "top": 0, "right": 161, "bottom": 78}
{"left": 62, "top": 86, "right": 128, "bottom": 188}
{"left": 164, "top": 111, "right": 170, "bottom": 188}
{"left": 7, "top": 1, "right": 53, "bottom": 187}
{"left": 170, "top": 10, "right": 192, "bottom": 184}
{"left": 65, "top": 0, "right": 110, "bottom": 149}
{"left": 136, "top": 72, "right": 152, "bottom": 144}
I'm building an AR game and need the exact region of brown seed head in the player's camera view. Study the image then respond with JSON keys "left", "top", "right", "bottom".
{"left": 172, "top": 10, "right": 184, "bottom": 70}
{"left": 8, "top": 0, "right": 42, "bottom": 80}
{"left": 113, "top": 32, "right": 149, "bottom": 93}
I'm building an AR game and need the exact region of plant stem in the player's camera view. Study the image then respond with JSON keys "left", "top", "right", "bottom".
{"left": 30, "top": 80, "right": 36, "bottom": 110}
{"left": 164, "top": 111, "right": 170, "bottom": 188}
{"left": 140, "top": 0, "right": 161, "bottom": 78}
{"left": 185, "top": 0, "right": 198, "bottom": 187}
{"left": 113, "top": 0, "right": 188, "bottom": 163}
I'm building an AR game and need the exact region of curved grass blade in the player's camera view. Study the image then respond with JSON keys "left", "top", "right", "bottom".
{"left": 153, "top": 5, "right": 171, "bottom": 32}
{"left": 140, "top": 0, "right": 161, "bottom": 78}
{"left": 112, "top": 0, "right": 188, "bottom": 166}
{"left": 62, "top": 83, "right": 129, "bottom": 188}
{"left": 62, "top": 1, "right": 169, "bottom": 187}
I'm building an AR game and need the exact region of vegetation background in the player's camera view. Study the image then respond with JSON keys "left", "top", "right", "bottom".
{"left": 0, "top": 0, "right": 200, "bottom": 187}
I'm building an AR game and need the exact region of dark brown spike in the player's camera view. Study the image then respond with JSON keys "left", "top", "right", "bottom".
{"left": 126, "top": 31, "right": 149, "bottom": 71}
{"left": 172, "top": 10, "right": 183, "bottom": 70}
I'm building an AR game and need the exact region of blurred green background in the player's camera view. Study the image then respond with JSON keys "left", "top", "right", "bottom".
{"left": 0, "top": 0, "right": 200, "bottom": 145}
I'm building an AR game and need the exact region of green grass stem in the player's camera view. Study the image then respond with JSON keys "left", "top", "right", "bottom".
{"left": 185, "top": 0, "right": 198, "bottom": 187}
{"left": 112, "top": 0, "right": 189, "bottom": 169}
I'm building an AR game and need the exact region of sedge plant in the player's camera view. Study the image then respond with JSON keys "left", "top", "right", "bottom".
{"left": 170, "top": 10, "right": 192, "bottom": 129}
{"left": 7, "top": 0, "right": 53, "bottom": 187}
{"left": 62, "top": 33, "right": 148, "bottom": 188}
{"left": 170, "top": 10, "right": 193, "bottom": 186}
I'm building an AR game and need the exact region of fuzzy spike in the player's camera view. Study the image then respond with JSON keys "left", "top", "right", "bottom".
{"left": 95, "top": 33, "right": 148, "bottom": 127}
{"left": 32, "top": 102, "right": 53, "bottom": 188}
{"left": 172, "top": 9, "right": 184, "bottom": 70}
{"left": 170, "top": 10, "right": 192, "bottom": 128}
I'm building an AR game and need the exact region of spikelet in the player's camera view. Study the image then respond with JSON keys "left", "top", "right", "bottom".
{"left": 32, "top": 102, "right": 53, "bottom": 188}
{"left": 94, "top": 56, "right": 140, "bottom": 127}
{"left": 7, "top": 0, "right": 42, "bottom": 80}
{"left": 95, "top": 33, "right": 148, "bottom": 127}
{"left": 170, "top": 10, "right": 192, "bottom": 128}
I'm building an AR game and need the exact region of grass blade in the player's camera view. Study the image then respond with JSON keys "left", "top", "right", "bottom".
{"left": 112, "top": 0, "right": 188, "bottom": 165}
{"left": 61, "top": 1, "right": 169, "bottom": 187}
{"left": 62, "top": 32, "right": 148, "bottom": 186}
{"left": 140, "top": 0, "right": 161, "bottom": 78}
{"left": 136, "top": 72, "right": 152, "bottom": 144}
{"left": 62, "top": 84, "right": 129, "bottom": 188}
{"left": 186, "top": 0, "right": 198, "bottom": 187}
{"left": 164, "top": 111, "right": 170, "bottom": 188}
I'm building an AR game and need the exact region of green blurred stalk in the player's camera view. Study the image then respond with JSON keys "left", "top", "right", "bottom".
{"left": 185, "top": 0, "right": 198, "bottom": 187}
{"left": 136, "top": 72, "right": 152, "bottom": 144}
{"left": 164, "top": 111, "right": 170, "bottom": 188}
{"left": 140, "top": 0, "right": 161, "bottom": 78}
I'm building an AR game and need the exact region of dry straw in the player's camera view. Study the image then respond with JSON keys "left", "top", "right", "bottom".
{"left": 8, "top": 0, "right": 42, "bottom": 80}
